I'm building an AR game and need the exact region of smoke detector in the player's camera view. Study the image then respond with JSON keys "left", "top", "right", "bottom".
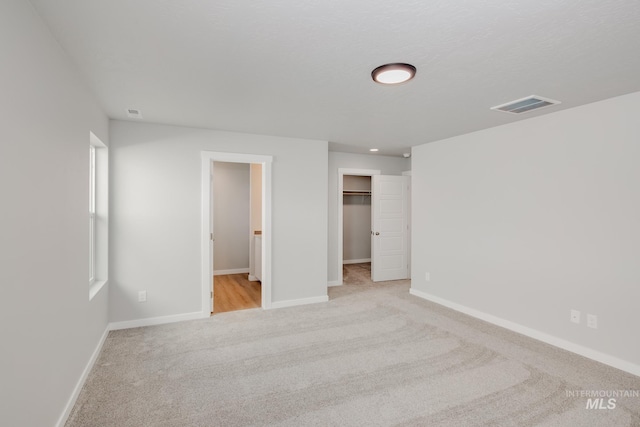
{"left": 490, "top": 95, "right": 560, "bottom": 114}
{"left": 126, "top": 108, "right": 143, "bottom": 119}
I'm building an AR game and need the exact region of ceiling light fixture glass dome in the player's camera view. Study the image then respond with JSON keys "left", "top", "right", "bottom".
{"left": 371, "top": 63, "right": 416, "bottom": 84}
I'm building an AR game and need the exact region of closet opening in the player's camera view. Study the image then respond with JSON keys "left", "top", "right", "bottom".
{"left": 342, "top": 175, "right": 373, "bottom": 285}
{"left": 337, "top": 167, "right": 410, "bottom": 287}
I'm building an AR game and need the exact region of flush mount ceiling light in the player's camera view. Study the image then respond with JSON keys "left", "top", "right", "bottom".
{"left": 369, "top": 148, "right": 379, "bottom": 152}
{"left": 371, "top": 63, "right": 416, "bottom": 85}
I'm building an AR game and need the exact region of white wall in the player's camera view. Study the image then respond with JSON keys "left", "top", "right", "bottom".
{"left": 109, "top": 121, "right": 328, "bottom": 322}
{"left": 411, "top": 91, "right": 640, "bottom": 370}
{"left": 328, "top": 152, "right": 410, "bottom": 282}
{"left": 0, "top": 1, "right": 109, "bottom": 426}
{"left": 250, "top": 163, "right": 262, "bottom": 233}
{"left": 213, "top": 161, "right": 250, "bottom": 272}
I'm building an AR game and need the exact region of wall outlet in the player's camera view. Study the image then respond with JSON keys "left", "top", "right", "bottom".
{"left": 570, "top": 309, "right": 580, "bottom": 324}
{"left": 587, "top": 314, "right": 598, "bottom": 329}
{"left": 425, "top": 272, "right": 430, "bottom": 282}
{"left": 138, "top": 290, "right": 147, "bottom": 303}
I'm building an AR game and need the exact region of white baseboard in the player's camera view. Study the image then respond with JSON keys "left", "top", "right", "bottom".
{"left": 269, "top": 295, "right": 329, "bottom": 309}
{"left": 327, "top": 280, "right": 341, "bottom": 287}
{"left": 409, "top": 288, "right": 640, "bottom": 378}
{"left": 343, "top": 258, "right": 371, "bottom": 265}
{"left": 108, "top": 311, "right": 206, "bottom": 331}
{"left": 248, "top": 275, "right": 259, "bottom": 282}
{"left": 213, "top": 268, "right": 249, "bottom": 276}
{"left": 56, "top": 326, "right": 110, "bottom": 427}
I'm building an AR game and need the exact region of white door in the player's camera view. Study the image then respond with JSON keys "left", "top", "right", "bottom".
{"left": 371, "top": 175, "right": 409, "bottom": 282}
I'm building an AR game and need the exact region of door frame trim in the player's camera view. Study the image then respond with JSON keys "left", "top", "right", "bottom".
{"left": 201, "top": 151, "right": 273, "bottom": 314}
{"left": 337, "top": 168, "right": 380, "bottom": 286}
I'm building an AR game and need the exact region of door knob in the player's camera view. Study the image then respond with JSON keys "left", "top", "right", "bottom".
{"left": 375, "top": 232, "right": 380, "bottom": 235}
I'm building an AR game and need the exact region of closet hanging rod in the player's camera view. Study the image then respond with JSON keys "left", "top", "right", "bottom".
{"left": 343, "top": 190, "right": 371, "bottom": 195}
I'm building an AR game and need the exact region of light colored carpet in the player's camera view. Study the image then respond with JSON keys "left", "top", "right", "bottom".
{"left": 67, "top": 268, "right": 640, "bottom": 426}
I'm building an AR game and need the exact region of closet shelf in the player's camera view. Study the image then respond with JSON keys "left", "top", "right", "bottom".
{"left": 343, "top": 190, "right": 371, "bottom": 196}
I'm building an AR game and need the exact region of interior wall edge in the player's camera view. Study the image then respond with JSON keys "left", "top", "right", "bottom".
{"left": 55, "top": 326, "right": 110, "bottom": 427}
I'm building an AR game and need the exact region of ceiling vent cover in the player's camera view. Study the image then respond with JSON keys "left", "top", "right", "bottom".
{"left": 126, "top": 108, "right": 143, "bottom": 119}
{"left": 491, "top": 95, "right": 560, "bottom": 114}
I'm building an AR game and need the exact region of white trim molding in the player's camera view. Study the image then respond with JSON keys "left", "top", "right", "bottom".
{"left": 269, "top": 295, "right": 329, "bottom": 309}
{"left": 89, "top": 279, "right": 108, "bottom": 300}
{"left": 409, "top": 287, "right": 640, "bottom": 378}
{"left": 213, "top": 268, "right": 250, "bottom": 276}
{"left": 108, "top": 311, "right": 206, "bottom": 331}
{"left": 327, "top": 280, "right": 341, "bottom": 287}
{"left": 56, "top": 327, "right": 110, "bottom": 427}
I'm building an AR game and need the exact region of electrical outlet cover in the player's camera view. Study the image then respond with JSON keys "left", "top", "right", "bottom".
{"left": 570, "top": 309, "right": 580, "bottom": 324}
{"left": 587, "top": 314, "right": 598, "bottom": 329}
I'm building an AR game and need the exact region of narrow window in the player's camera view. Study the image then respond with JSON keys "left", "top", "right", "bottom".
{"left": 89, "top": 144, "right": 96, "bottom": 285}
{"left": 89, "top": 132, "right": 108, "bottom": 300}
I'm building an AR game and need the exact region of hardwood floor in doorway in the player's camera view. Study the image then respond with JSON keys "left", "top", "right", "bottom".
{"left": 213, "top": 274, "right": 261, "bottom": 314}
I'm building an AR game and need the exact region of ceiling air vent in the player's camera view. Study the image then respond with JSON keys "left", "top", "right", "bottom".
{"left": 490, "top": 95, "right": 560, "bottom": 114}
{"left": 126, "top": 108, "right": 143, "bottom": 119}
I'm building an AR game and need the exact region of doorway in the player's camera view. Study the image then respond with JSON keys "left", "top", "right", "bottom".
{"left": 201, "top": 152, "right": 273, "bottom": 316}
{"left": 338, "top": 168, "right": 379, "bottom": 286}
{"left": 211, "top": 161, "right": 261, "bottom": 314}
{"left": 342, "top": 174, "right": 373, "bottom": 283}
{"left": 337, "top": 168, "right": 410, "bottom": 286}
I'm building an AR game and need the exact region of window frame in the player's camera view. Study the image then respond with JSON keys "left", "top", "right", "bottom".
{"left": 89, "top": 144, "right": 96, "bottom": 285}
{"left": 89, "top": 132, "right": 108, "bottom": 300}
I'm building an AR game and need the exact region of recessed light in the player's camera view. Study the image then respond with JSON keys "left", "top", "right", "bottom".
{"left": 372, "top": 63, "right": 416, "bottom": 85}
{"left": 369, "top": 148, "right": 379, "bottom": 152}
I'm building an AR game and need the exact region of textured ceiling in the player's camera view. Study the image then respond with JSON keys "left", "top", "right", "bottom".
{"left": 30, "top": 0, "right": 640, "bottom": 156}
